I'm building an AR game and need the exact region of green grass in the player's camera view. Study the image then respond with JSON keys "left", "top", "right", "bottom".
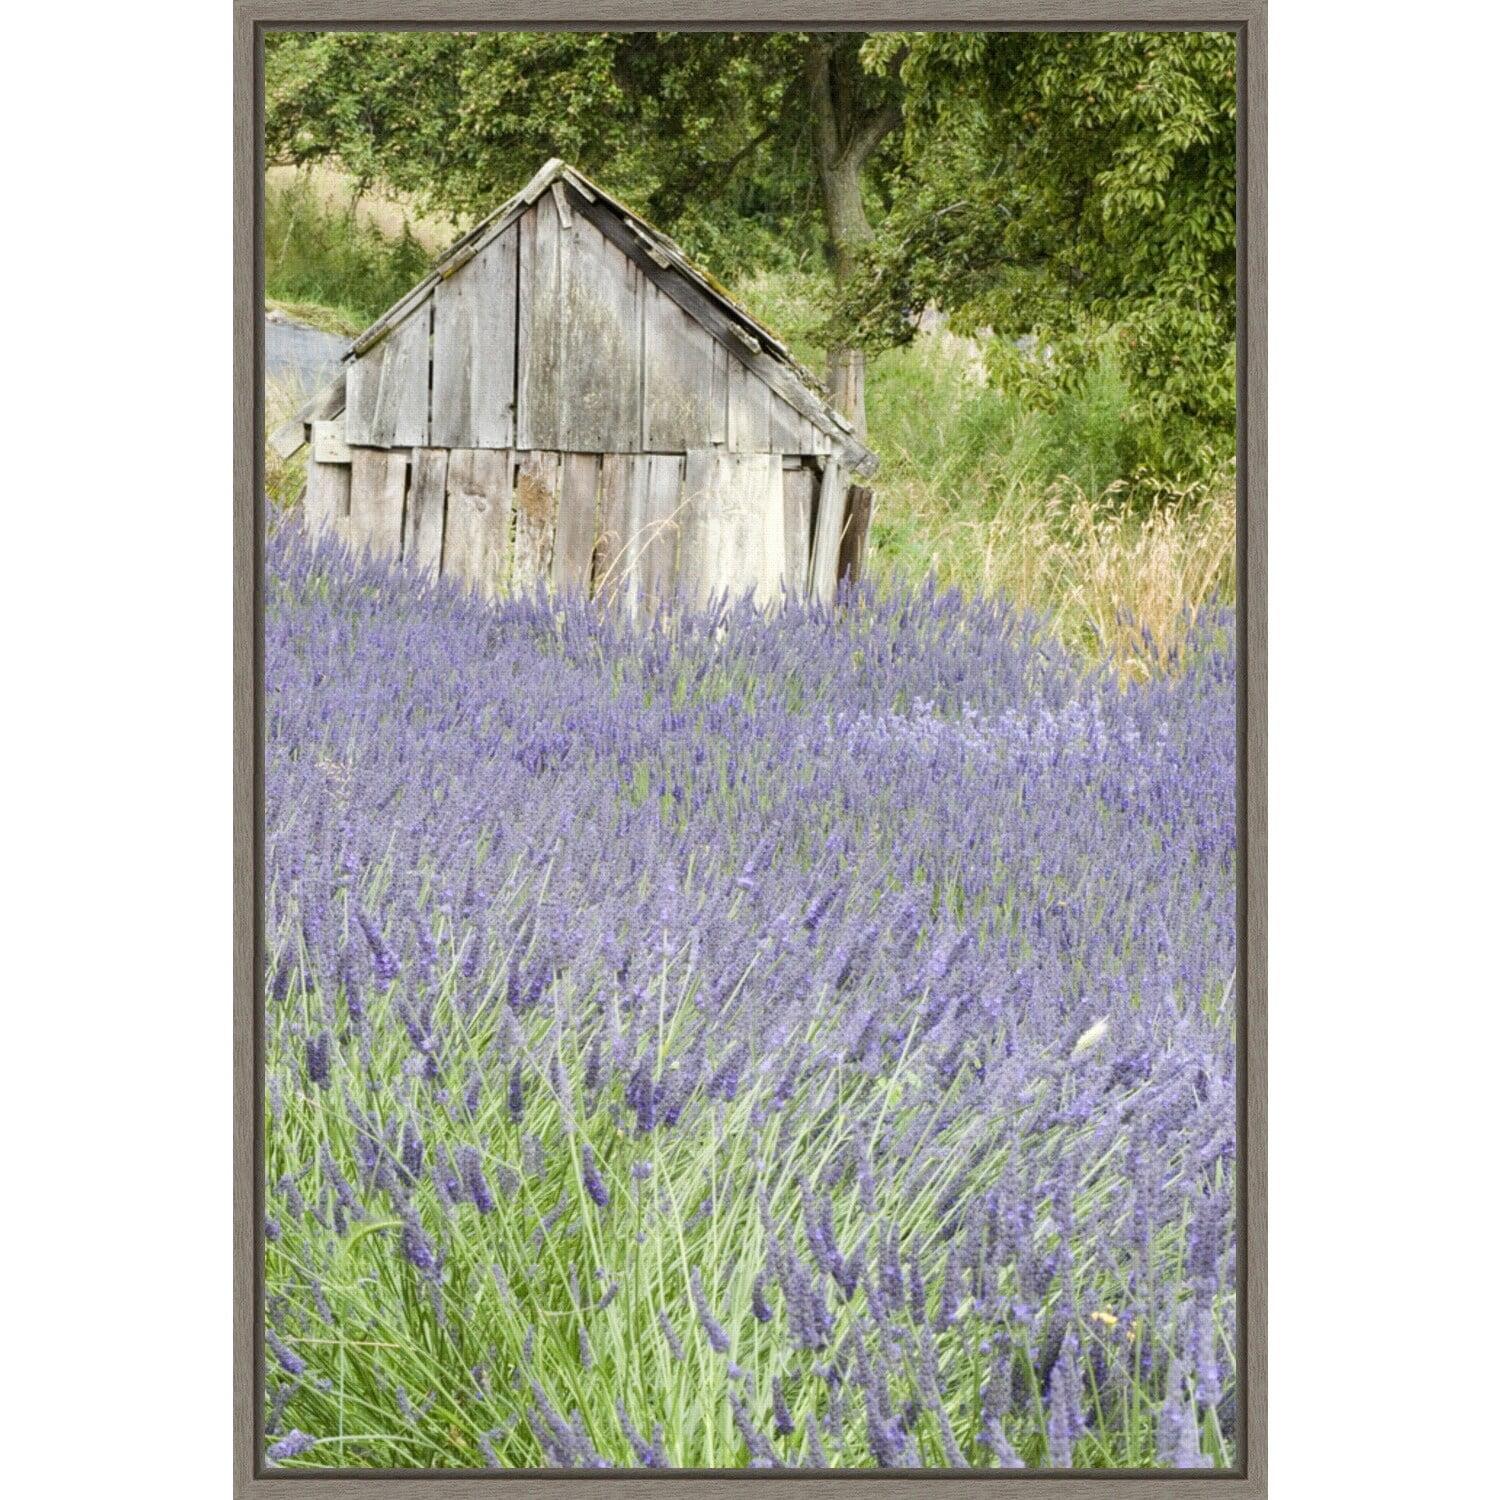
{"left": 266, "top": 176, "right": 435, "bottom": 334}
{"left": 267, "top": 297, "right": 364, "bottom": 339}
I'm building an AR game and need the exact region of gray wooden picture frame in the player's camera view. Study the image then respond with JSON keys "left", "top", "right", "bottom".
{"left": 233, "top": 3, "right": 1266, "bottom": 1494}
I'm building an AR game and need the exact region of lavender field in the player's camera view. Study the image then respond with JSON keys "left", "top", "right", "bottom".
{"left": 262, "top": 525, "right": 1237, "bottom": 1470}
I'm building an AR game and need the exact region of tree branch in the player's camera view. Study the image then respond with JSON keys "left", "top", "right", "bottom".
{"left": 839, "top": 96, "right": 903, "bottom": 174}
{"left": 707, "top": 119, "right": 780, "bottom": 183}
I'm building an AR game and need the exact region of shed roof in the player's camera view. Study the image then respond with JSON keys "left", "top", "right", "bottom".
{"left": 273, "top": 158, "right": 877, "bottom": 476}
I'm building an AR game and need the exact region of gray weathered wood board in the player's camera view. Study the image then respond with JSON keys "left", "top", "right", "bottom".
{"left": 562, "top": 217, "right": 643, "bottom": 450}
{"left": 431, "top": 226, "right": 517, "bottom": 449}
{"left": 643, "top": 280, "right": 724, "bottom": 451}
{"left": 553, "top": 451, "right": 601, "bottom": 594}
{"left": 513, "top": 451, "right": 560, "bottom": 594}
{"left": 348, "top": 448, "right": 409, "bottom": 562}
{"left": 441, "top": 448, "right": 512, "bottom": 597}
{"left": 726, "top": 357, "right": 772, "bottom": 453}
{"left": 679, "top": 450, "right": 784, "bottom": 609}
{"left": 596, "top": 453, "right": 685, "bottom": 616}
{"left": 311, "top": 416, "right": 351, "bottom": 465}
{"left": 781, "top": 464, "right": 817, "bottom": 599}
{"left": 303, "top": 457, "right": 351, "bottom": 545}
{"left": 518, "top": 194, "right": 646, "bottom": 451}
{"left": 402, "top": 449, "right": 449, "bottom": 577}
{"left": 711, "top": 343, "right": 730, "bottom": 446}
{"left": 769, "top": 393, "right": 804, "bottom": 454}
{"left": 346, "top": 304, "right": 430, "bottom": 448}
{"left": 838, "top": 482, "right": 874, "bottom": 587}
{"left": 596, "top": 453, "right": 648, "bottom": 613}
{"left": 515, "top": 197, "right": 558, "bottom": 451}
{"left": 807, "top": 456, "right": 845, "bottom": 606}
{"left": 639, "top": 454, "right": 684, "bottom": 611}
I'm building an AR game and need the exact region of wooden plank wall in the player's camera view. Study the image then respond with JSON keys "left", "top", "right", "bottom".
{"left": 553, "top": 452, "right": 601, "bottom": 593}
{"left": 781, "top": 465, "right": 817, "bottom": 600}
{"left": 307, "top": 443, "right": 838, "bottom": 612}
{"left": 441, "top": 450, "right": 512, "bottom": 597}
{"left": 562, "top": 217, "right": 643, "bottom": 450}
{"left": 303, "top": 453, "right": 351, "bottom": 545}
{"left": 642, "top": 281, "right": 725, "bottom": 451}
{"left": 807, "top": 456, "right": 846, "bottom": 606}
{"left": 404, "top": 449, "right": 449, "bottom": 575}
{"left": 346, "top": 307, "right": 430, "bottom": 448}
{"left": 348, "top": 449, "right": 409, "bottom": 561}
{"left": 431, "top": 228, "right": 518, "bottom": 449}
{"left": 838, "top": 483, "right": 874, "bottom": 588}
{"left": 512, "top": 452, "right": 560, "bottom": 593}
{"left": 678, "top": 450, "right": 786, "bottom": 609}
{"left": 343, "top": 194, "right": 848, "bottom": 462}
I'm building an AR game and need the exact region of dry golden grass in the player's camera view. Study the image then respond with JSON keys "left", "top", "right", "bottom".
{"left": 266, "top": 163, "right": 461, "bottom": 253}
{"left": 874, "top": 472, "right": 1236, "bottom": 682}
{"left": 264, "top": 375, "right": 309, "bottom": 516}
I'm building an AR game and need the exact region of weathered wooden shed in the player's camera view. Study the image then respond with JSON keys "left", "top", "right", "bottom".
{"left": 274, "top": 158, "right": 878, "bottom": 611}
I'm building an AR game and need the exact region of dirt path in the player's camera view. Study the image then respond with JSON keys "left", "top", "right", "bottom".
{"left": 265, "top": 311, "right": 346, "bottom": 395}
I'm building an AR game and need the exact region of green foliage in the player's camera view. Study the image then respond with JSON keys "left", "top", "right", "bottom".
{"left": 265, "top": 175, "right": 432, "bottom": 331}
{"left": 864, "top": 324, "right": 1157, "bottom": 516}
{"left": 735, "top": 270, "right": 1196, "bottom": 501}
{"left": 264, "top": 30, "right": 820, "bottom": 283}
{"left": 846, "top": 31, "right": 1237, "bottom": 474}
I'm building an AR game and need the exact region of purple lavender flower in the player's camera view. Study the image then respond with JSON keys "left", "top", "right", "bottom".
{"left": 520, "top": 1132, "right": 545, "bottom": 1180}
{"left": 457, "top": 1145, "right": 494, "bottom": 1213}
{"left": 304, "top": 1029, "right": 331, "bottom": 1089}
{"left": 937, "top": 1247, "right": 963, "bottom": 1329}
{"left": 688, "top": 1265, "right": 731, "bottom": 1353}
{"left": 657, "top": 1309, "right": 686, "bottom": 1362}
{"left": 266, "top": 1429, "right": 318, "bottom": 1463}
{"left": 398, "top": 1121, "right": 424, "bottom": 1185}
{"left": 616, "top": 1400, "right": 668, "bottom": 1467}
{"left": 803, "top": 1415, "right": 829, "bottom": 1468}
{"left": 401, "top": 1216, "right": 439, "bottom": 1278}
{"left": 1045, "top": 1331, "right": 1088, "bottom": 1466}
{"left": 772, "top": 1376, "right": 795, "bottom": 1437}
{"left": 729, "top": 1390, "right": 780, "bottom": 1467}
{"left": 356, "top": 907, "right": 401, "bottom": 986}
{"left": 580, "top": 1143, "right": 610, "bottom": 1207}
{"left": 907, "top": 1249, "right": 927, "bottom": 1326}
{"left": 266, "top": 1328, "right": 304, "bottom": 1376}
{"left": 751, "top": 1271, "right": 773, "bottom": 1323}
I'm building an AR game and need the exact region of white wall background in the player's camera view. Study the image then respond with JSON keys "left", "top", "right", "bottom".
{"left": 1, "top": 3, "right": 1495, "bottom": 1493}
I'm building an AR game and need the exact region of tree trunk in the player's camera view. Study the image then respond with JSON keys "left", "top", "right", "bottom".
{"left": 804, "top": 40, "right": 900, "bottom": 442}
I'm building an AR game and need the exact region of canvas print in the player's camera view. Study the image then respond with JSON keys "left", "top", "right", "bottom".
{"left": 261, "top": 28, "right": 1238, "bottom": 1471}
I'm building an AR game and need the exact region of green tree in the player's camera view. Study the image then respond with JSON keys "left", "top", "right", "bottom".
{"left": 849, "top": 30, "right": 1238, "bottom": 471}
